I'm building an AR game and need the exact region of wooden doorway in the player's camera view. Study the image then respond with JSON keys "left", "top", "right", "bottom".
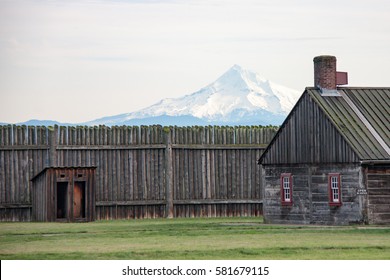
{"left": 32, "top": 167, "right": 96, "bottom": 222}
{"left": 57, "top": 182, "right": 68, "bottom": 219}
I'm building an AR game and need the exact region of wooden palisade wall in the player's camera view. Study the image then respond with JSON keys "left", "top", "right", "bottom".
{"left": 0, "top": 125, "right": 277, "bottom": 221}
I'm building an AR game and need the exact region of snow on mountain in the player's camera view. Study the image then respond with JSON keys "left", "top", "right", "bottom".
{"left": 87, "top": 64, "right": 301, "bottom": 126}
{"left": 10, "top": 65, "right": 301, "bottom": 127}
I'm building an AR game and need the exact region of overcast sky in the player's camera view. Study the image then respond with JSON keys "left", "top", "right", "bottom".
{"left": 1, "top": 0, "right": 389, "bottom": 124}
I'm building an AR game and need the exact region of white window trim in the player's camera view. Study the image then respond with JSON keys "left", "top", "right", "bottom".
{"left": 283, "top": 177, "right": 291, "bottom": 202}
{"left": 281, "top": 173, "right": 292, "bottom": 205}
{"left": 331, "top": 176, "right": 339, "bottom": 202}
{"left": 329, "top": 173, "right": 341, "bottom": 206}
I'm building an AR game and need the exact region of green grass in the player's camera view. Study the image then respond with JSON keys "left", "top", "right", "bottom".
{"left": 1, "top": 217, "right": 390, "bottom": 259}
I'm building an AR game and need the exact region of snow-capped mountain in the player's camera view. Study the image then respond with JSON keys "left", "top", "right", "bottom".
{"left": 11, "top": 65, "right": 301, "bottom": 127}
{"left": 86, "top": 65, "right": 301, "bottom": 126}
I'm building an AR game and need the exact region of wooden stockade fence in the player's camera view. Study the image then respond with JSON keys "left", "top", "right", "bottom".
{"left": 0, "top": 125, "right": 277, "bottom": 221}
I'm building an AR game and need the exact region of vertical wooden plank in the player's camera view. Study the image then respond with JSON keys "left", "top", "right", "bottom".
{"left": 103, "top": 148, "right": 109, "bottom": 202}
{"left": 112, "top": 147, "right": 118, "bottom": 207}
{"left": 157, "top": 126, "right": 163, "bottom": 201}
{"left": 116, "top": 147, "right": 122, "bottom": 217}
{"left": 50, "top": 126, "right": 58, "bottom": 167}
{"left": 136, "top": 144, "right": 142, "bottom": 201}
{"left": 201, "top": 129, "right": 207, "bottom": 200}
{"left": 148, "top": 142, "right": 154, "bottom": 204}
{"left": 81, "top": 127, "right": 87, "bottom": 166}
{"left": 153, "top": 126, "right": 158, "bottom": 200}
{"left": 177, "top": 128, "right": 184, "bottom": 216}
{"left": 185, "top": 128, "right": 191, "bottom": 204}
{"left": 56, "top": 127, "right": 62, "bottom": 166}
{"left": 133, "top": 128, "right": 138, "bottom": 201}
{"left": 0, "top": 128, "right": 8, "bottom": 206}
{"left": 219, "top": 127, "right": 225, "bottom": 200}
{"left": 178, "top": 127, "right": 184, "bottom": 204}
{"left": 116, "top": 140, "right": 123, "bottom": 203}
{"left": 145, "top": 127, "right": 152, "bottom": 202}
{"left": 36, "top": 125, "right": 42, "bottom": 147}
{"left": 19, "top": 148, "right": 27, "bottom": 203}
{"left": 8, "top": 128, "right": 15, "bottom": 204}
{"left": 77, "top": 127, "right": 82, "bottom": 165}
{"left": 159, "top": 146, "right": 164, "bottom": 202}
{"left": 130, "top": 144, "right": 135, "bottom": 202}
{"left": 171, "top": 128, "right": 177, "bottom": 202}
{"left": 0, "top": 126, "right": 3, "bottom": 146}
{"left": 165, "top": 127, "right": 173, "bottom": 218}
{"left": 14, "top": 128, "right": 21, "bottom": 204}
{"left": 188, "top": 128, "right": 194, "bottom": 203}
{"left": 123, "top": 149, "right": 130, "bottom": 201}
{"left": 205, "top": 127, "right": 211, "bottom": 203}
{"left": 211, "top": 127, "right": 216, "bottom": 201}
{"left": 192, "top": 128, "right": 198, "bottom": 201}
{"left": 141, "top": 126, "right": 147, "bottom": 201}
{"left": 0, "top": 149, "right": 5, "bottom": 204}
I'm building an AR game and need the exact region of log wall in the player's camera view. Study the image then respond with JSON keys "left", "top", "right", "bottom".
{"left": 262, "top": 163, "right": 366, "bottom": 225}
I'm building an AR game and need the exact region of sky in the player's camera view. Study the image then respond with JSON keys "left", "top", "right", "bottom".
{"left": 0, "top": 0, "right": 389, "bottom": 124}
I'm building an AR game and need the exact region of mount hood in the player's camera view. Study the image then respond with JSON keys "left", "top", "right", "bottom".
{"left": 87, "top": 65, "right": 301, "bottom": 126}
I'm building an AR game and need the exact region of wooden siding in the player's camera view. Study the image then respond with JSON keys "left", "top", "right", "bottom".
{"left": 261, "top": 92, "right": 360, "bottom": 165}
{"left": 32, "top": 167, "right": 96, "bottom": 222}
{"left": 0, "top": 125, "right": 276, "bottom": 221}
{"left": 366, "top": 165, "right": 390, "bottom": 224}
{"left": 263, "top": 164, "right": 366, "bottom": 225}
{"left": 31, "top": 169, "right": 47, "bottom": 221}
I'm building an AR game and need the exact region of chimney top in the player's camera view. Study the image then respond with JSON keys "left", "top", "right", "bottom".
{"left": 313, "top": 55, "right": 337, "bottom": 93}
{"left": 313, "top": 55, "right": 348, "bottom": 95}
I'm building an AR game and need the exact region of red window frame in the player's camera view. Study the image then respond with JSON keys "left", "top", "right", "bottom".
{"left": 328, "top": 173, "right": 342, "bottom": 206}
{"left": 281, "top": 173, "right": 293, "bottom": 206}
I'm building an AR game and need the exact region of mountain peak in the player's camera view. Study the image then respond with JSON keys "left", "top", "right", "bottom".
{"left": 224, "top": 64, "right": 252, "bottom": 77}
{"left": 85, "top": 65, "right": 302, "bottom": 126}
{"left": 211, "top": 64, "right": 268, "bottom": 94}
{"left": 230, "top": 64, "right": 244, "bottom": 71}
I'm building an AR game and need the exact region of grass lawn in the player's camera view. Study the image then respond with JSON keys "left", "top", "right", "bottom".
{"left": 1, "top": 217, "right": 390, "bottom": 260}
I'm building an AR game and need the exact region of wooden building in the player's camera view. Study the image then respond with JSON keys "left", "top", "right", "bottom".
{"left": 259, "top": 56, "right": 390, "bottom": 225}
{"left": 31, "top": 167, "right": 96, "bottom": 222}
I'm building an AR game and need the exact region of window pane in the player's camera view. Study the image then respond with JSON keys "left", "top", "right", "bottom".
{"left": 283, "top": 177, "right": 289, "bottom": 188}
{"left": 282, "top": 176, "right": 291, "bottom": 202}
{"left": 330, "top": 176, "right": 339, "bottom": 203}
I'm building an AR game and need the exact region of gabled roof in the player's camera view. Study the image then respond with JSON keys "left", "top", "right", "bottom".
{"left": 259, "top": 87, "right": 390, "bottom": 164}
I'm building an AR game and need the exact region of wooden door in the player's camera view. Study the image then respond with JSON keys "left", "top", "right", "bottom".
{"left": 73, "top": 181, "right": 86, "bottom": 219}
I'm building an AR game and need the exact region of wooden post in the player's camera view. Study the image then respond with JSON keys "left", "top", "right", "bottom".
{"left": 165, "top": 127, "right": 174, "bottom": 218}
{"left": 49, "top": 125, "right": 58, "bottom": 167}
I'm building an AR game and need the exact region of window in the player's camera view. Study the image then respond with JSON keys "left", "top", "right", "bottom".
{"left": 328, "top": 173, "right": 341, "bottom": 206}
{"left": 281, "top": 173, "right": 292, "bottom": 205}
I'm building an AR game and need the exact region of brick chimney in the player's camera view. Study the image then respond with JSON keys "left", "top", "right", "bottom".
{"left": 313, "top": 55, "right": 337, "bottom": 92}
